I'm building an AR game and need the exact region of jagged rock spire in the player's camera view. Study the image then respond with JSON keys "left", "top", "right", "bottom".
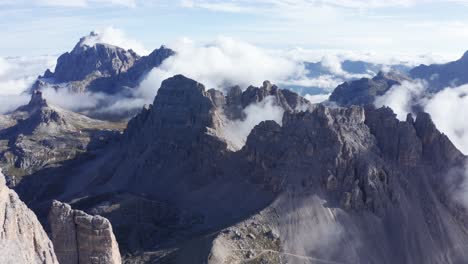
{"left": 28, "top": 90, "right": 48, "bottom": 108}
{"left": 48, "top": 200, "right": 121, "bottom": 264}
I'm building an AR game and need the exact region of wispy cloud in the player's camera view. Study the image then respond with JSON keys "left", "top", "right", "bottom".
{"left": 180, "top": 0, "right": 468, "bottom": 12}
{"left": 80, "top": 26, "right": 149, "bottom": 55}
{"left": 0, "top": 0, "right": 137, "bottom": 7}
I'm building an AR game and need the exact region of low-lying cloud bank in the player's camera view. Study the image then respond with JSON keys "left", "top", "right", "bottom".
{"left": 0, "top": 28, "right": 455, "bottom": 121}
{"left": 0, "top": 55, "right": 56, "bottom": 113}
{"left": 136, "top": 37, "right": 307, "bottom": 100}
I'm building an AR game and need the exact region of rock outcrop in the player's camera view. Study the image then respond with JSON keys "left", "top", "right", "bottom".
{"left": 410, "top": 50, "right": 468, "bottom": 91}
{"left": 236, "top": 80, "right": 310, "bottom": 112}
{"left": 0, "top": 169, "right": 58, "bottom": 264}
{"left": 0, "top": 91, "right": 123, "bottom": 183}
{"left": 329, "top": 71, "right": 411, "bottom": 106}
{"left": 48, "top": 200, "right": 121, "bottom": 264}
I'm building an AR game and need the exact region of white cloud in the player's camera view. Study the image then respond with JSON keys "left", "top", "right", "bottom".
{"left": 424, "top": 85, "right": 468, "bottom": 154}
{"left": 81, "top": 27, "right": 149, "bottom": 55}
{"left": 0, "top": 55, "right": 56, "bottom": 113}
{"left": 285, "top": 48, "right": 454, "bottom": 67}
{"left": 35, "top": 0, "right": 136, "bottom": 7}
{"left": 222, "top": 96, "right": 284, "bottom": 150}
{"left": 41, "top": 87, "right": 107, "bottom": 111}
{"left": 321, "top": 54, "right": 372, "bottom": 79}
{"left": 0, "top": 95, "right": 30, "bottom": 114}
{"left": 180, "top": 0, "right": 254, "bottom": 12}
{"left": 36, "top": 0, "right": 87, "bottom": 7}
{"left": 374, "top": 81, "right": 425, "bottom": 120}
{"left": 305, "top": 93, "right": 330, "bottom": 104}
{"left": 181, "top": 0, "right": 468, "bottom": 12}
{"left": 135, "top": 37, "right": 306, "bottom": 100}
{"left": 282, "top": 75, "right": 343, "bottom": 91}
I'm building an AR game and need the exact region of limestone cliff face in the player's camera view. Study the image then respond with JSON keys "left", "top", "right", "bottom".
{"left": 48, "top": 200, "right": 121, "bottom": 264}
{"left": 0, "top": 169, "right": 58, "bottom": 264}
{"left": 53, "top": 32, "right": 140, "bottom": 83}
{"left": 211, "top": 104, "right": 468, "bottom": 264}
{"left": 15, "top": 75, "right": 468, "bottom": 264}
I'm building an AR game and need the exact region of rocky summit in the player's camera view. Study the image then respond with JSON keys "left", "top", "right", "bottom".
{"left": 10, "top": 74, "right": 468, "bottom": 264}
{"left": 36, "top": 32, "right": 174, "bottom": 94}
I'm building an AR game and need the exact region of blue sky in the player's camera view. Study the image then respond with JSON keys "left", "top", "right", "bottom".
{"left": 1, "top": 0, "right": 468, "bottom": 57}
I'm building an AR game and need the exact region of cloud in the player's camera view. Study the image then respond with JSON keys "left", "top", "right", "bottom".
{"left": 181, "top": 0, "right": 468, "bottom": 13}
{"left": 0, "top": 55, "right": 56, "bottom": 113}
{"left": 374, "top": 81, "right": 425, "bottom": 120}
{"left": 36, "top": 0, "right": 87, "bottom": 7}
{"left": 0, "top": 95, "right": 30, "bottom": 114}
{"left": 135, "top": 37, "right": 306, "bottom": 100}
{"left": 304, "top": 93, "right": 330, "bottom": 104}
{"left": 222, "top": 96, "right": 284, "bottom": 150}
{"left": 41, "top": 87, "right": 108, "bottom": 111}
{"left": 81, "top": 27, "right": 149, "bottom": 55}
{"left": 282, "top": 75, "right": 343, "bottom": 92}
{"left": 34, "top": 0, "right": 136, "bottom": 7}
{"left": 424, "top": 85, "right": 468, "bottom": 154}
{"left": 180, "top": 0, "right": 255, "bottom": 12}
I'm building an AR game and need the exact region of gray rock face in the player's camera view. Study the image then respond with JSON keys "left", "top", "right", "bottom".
{"left": 116, "top": 46, "right": 175, "bottom": 89}
{"left": 15, "top": 75, "right": 468, "bottom": 264}
{"left": 410, "top": 50, "right": 468, "bottom": 91}
{"left": 329, "top": 71, "right": 410, "bottom": 106}
{"left": 97, "top": 76, "right": 310, "bottom": 196}
{"left": 206, "top": 104, "right": 468, "bottom": 264}
{"left": 0, "top": 91, "right": 123, "bottom": 183}
{"left": 38, "top": 33, "right": 174, "bottom": 94}
{"left": 113, "top": 76, "right": 468, "bottom": 263}
{"left": 52, "top": 32, "right": 140, "bottom": 85}
{"left": 0, "top": 169, "right": 58, "bottom": 264}
{"left": 48, "top": 200, "right": 121, "bottom": 264}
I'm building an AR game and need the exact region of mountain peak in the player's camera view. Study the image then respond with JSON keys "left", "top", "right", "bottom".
{"left": 49, "top": 34, "right": 140, "bottom": 85}
{"left": 72, "top": 31, "right": 114, "bottom": 52}
{"left": 461, "top": 50, "right": 468, "bottom": 60}
{"left": 28, "top": 90, "right": 48, "bottom": 108}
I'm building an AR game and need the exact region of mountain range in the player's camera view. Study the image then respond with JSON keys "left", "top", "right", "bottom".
{"left": 1, "top": 32, "right": 468, "bottom": 264}
{"left": 410, "top": 51, "right": 468, "bottom": 91}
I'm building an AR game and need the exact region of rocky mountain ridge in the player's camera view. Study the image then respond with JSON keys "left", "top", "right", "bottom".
{"left": 12, "top": 75, "right": 468, "bottom": 263}
{"left": 0, "top": 90, "right": 123, "bottom": 183}
{"left": 411, "top": 50, "right": 468, "bottom": 91}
